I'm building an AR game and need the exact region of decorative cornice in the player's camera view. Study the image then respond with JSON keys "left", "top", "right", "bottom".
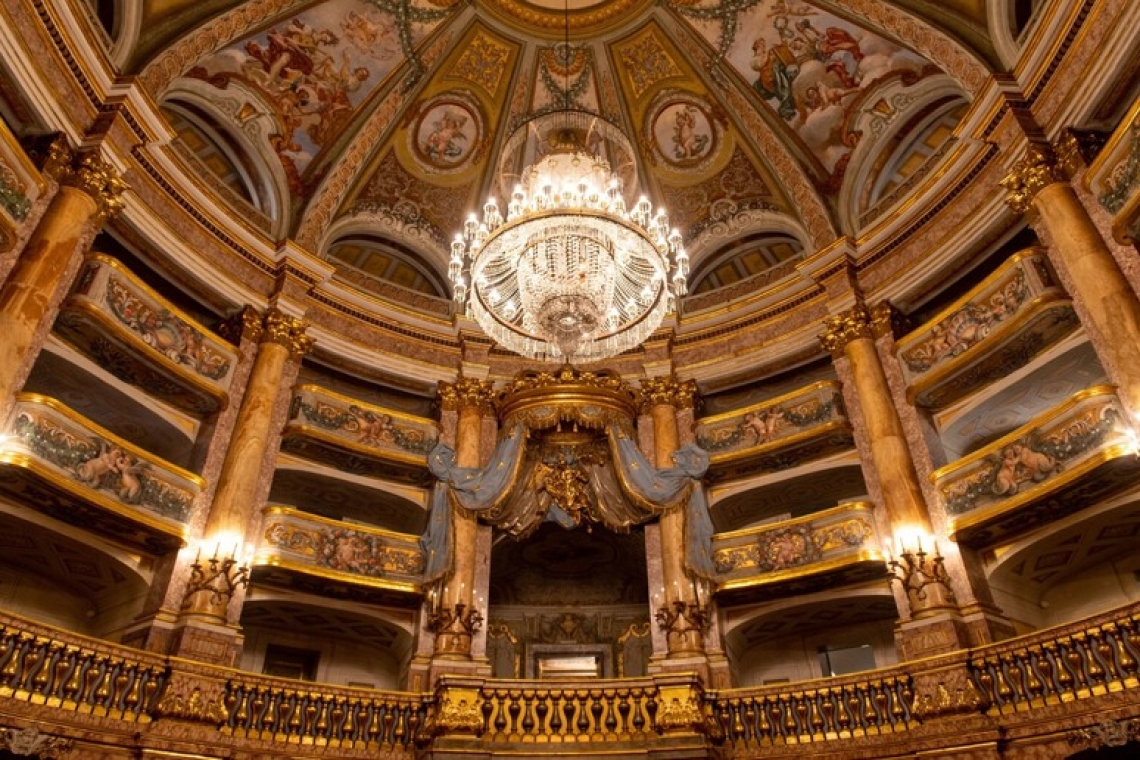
{"left": 1001, "top": 144, "right": 1068, "bottom": 214}
{"left": 819, "top": 302, "right": 874, "bottom": 357}
{"left": 261, "top": 307, "right": 314, "bottom": 360}
{"left": 637, "top": 376, "right": 699, "bottom": 413}
{"left": 43, "top": 139, "right": 127, "bottom": 223}
{"left": 438, "top": 377, "right": 496, "bottom": 413}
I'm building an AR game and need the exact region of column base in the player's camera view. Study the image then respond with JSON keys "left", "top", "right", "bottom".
{"left": 895, "top": 612, "right": 971, "bottom": 661}
{"left": 428, "top": 654, "right": 491, "bottom": 685}
{"left": 168, "top": 615, "right": 244, "bottom": 666}
{"left": 648, "top": 651, "right": 712, "bottom": 684}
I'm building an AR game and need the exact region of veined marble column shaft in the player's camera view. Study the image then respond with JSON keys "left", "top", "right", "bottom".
{"left": 434, "top": 377, "right": 495, "bottom": 657}
{"left": 1003, "top": 144, "right": 1140, "bottom": 417}
{"left": 0, "top": 148, "right": 124, "bottom": 409}
{"left": 201, "top": 308, "right": 312, "bottom": 539}
{"left": 821, "top": 304, "right": 930, "bottom": 533}
{"left": 640, "top": 376, "right": 701, "bottom": 655}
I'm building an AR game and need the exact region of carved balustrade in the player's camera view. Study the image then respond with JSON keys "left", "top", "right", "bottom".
{"left": 968, "top": 606, "right": 1140, "bottom": 714}
{"left": 896, "top": 248, "right": 1078, "bottom": 409}
{"left": 0, "top": 393, "right": 203, "bottom": 552}
{"left": 255, "top": 505, "right": 425, "bottom": 595}
{"left": 708, "top": 669, "right": 915, "bottom": 748}
{"left": 712, "top": 501, "right": 884, "bottom": 602}
{"left": 1086, "top": 98, "right": 1140, "bottom": 244}
{"left": 0, "top": 616, "right": 167, "bottom": 723}
{"left": 695, "top": 380, "right": 852, "bottom": 481}
{"left": 54, "top": 254, "right": 239, "bottom": 414}
{"left": 932, "top": 386, "right": 1138, "bottom": 545}
{"left": 280, "top": 384, "right": 438, "bottom": 485}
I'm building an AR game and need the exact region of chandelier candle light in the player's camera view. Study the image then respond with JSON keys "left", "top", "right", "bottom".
{"left": 449, "top": 111, "right": 689, "bottom": 363}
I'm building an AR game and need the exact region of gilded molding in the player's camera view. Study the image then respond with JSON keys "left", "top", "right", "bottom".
{"left": 217, "top": 306, "right": 264, "bottom": 345}
{"left": 637, "top": 376, "right": 699, "bottom": 412}
{"left": 43, "top": 141, "right": 127, "bottom": 223}
{"left": 260, "top": 308, "right": 313, "bottom": 360}
{"left": 870, "top": 301, "right": 903, "bottom": 340}
{"left": 1055, "top": 128, "right": 1108, "bottom": 172}
{"left": 438, "top": 377, "right": 496, "bottom": 413}
{"left": 497, "top": 367, "right": 638, "bottom": 430}
{"left": 818, "top": 302, "right": 873, "bottom": 357}
{"left": 1001, "top": 144, "right": 1068, "bottom": 215}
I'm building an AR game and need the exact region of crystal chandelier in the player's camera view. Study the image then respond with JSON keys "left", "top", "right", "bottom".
{"left": 448, "top": 109, "right": 689, "bottom": 364}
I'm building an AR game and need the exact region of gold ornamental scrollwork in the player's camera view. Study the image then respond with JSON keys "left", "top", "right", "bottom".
{"left": 218, "top": 305, "right": 265, "bottom": 345}
{"left": 654, "top": 685, "right": 706, "bottom": 734}
{"left": 429, "top": 687, "right": 484, "bottom": 736}
{"left": 153, "top": 683, "right": 228, "bottom": 724}
{"left": 870, "top": 300, "right": 905, "bottom": 340}
{"left": 438, "top": 377, "right": 496, "bottom": 413}
{"left": 819, "top": 301, "right": 873, "bottom": 357}
{"left": 497, "top": 367, "right": 638, "bottom": 430}
{"left": 1001, "top": 144, "right": 1069, "bottom": 215}
{"left": 43, "top": 139, "right": 127, "bottom": 224}
{"left": 262, "top": 307, "right": 314, "bottom": 360}
{"left": 637, "top": 376, "right": 698, "bottom": 413}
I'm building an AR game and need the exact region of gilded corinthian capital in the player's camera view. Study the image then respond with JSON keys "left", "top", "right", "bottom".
{"left": 438, "top": 377, "right": 496, "bottom": 412}
{"left": 819, "top": 302, "right": 873, "bottom": 357}
{"left": 1000, "top": 144, "right": 1068, "bottom": 214}
{"left": 43, "top": 140, "right": 127, "bottom": 223}
{"left": 261, "top": 308, "right": 314, "bottom": 360}
{"left": 637, "top": 376, "right": 698, "bottom": 413}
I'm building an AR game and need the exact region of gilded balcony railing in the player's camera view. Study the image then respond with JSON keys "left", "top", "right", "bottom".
{"left": 708, "top": 670, "right": 915, "bottom": 748}
{"left": 712, "top": 501, "right": 884, "bottom": 601}
{"left": 932, "top": 386, "right": 1137, "bottom": 545}
{"left": 281, "top": 384, "right": 438, "bottom": 484}
{"left": 54, "top": 254, "right": 239, "bottom": 414}
{"left": 255, "top": 505, "right": 425, "bottom": 593}
{"left": 1087, "top": 98, "right": 1140, "bottom": 244}
{"left": 0, "top": 393, "right": 203, "bottom": 551}
{"left": 896, "top": 248, "right": 1078, "bottom": 409}
{"left": 968, "top": 606, "right": 1140, "bottom": 713}
{"left": 695, "top": 380, "right": 852, "bottom": 481}
{"left": 0, "top": 617, "right": 167, "bottom": 723}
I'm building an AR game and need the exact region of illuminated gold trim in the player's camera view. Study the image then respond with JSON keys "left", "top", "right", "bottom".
{"left": 0, "top": 451, "right": 190, "bottom": 540}
{"left": 707, "top": 419, "right": 851, "bottom": 466}
{"left": 478, "top": 0, "right": 654, "bottom": 36}
{"left": 12, "top": 393, "right": 206, "bottom": 487}
{"left": 713, "top": 501, "right": 874, "bottom": 541}
{"left": 280, "top": 421, "right": 429, "bottom": 466}
{"left": 0, "top": 122, "right": 46, "bottom": 194}
{"left": 250, "top": 554, "right": 420, "bottom": 594}
{"left": 291, "top": 384, "right": 435, "bottom": 427}
{"left": 1084, "top": 98, "right": 1140, "bottom": 186}
{"left": 1111, "top": 192, "right": 1140, "bottom": 244}
{"left": 262, "top": 504, "right": 421, "bottom": 543}
{"left": 947, "top": 443, "right": 1136, "bottom": 540}
{"left": 717, "top": 551, "right": 885, "bottom": 591}
{"left": 930, "top": 385, "right": 1119, "bottom": 480}
{"left": 698, "top": 380, "right": 843, "bottom": 426}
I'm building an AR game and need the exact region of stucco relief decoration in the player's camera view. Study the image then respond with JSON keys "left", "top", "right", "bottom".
{"left": 617, "top": 32, "right": 684, "bottom": 101}
{"left": 713, "top": 517, "right": 871, "bottom": 574}
{"left": 10, "top": 411, "right": 195, "bottom": 522}
{"left": 940, "top": 405, "right": 1120, "bottom": 516}
{"left": 0, "top": 162, "right": 31, "bottom": 224}
{"left": 352, "top": 149, "right": 473, "bottom": 247}
{"left": 410, "top": 95, "right": 484, "bottom": 172}
{"left": 290, "top": 392, "right": 438, "bottom": 455}
{"left": 649, "top": 94, "right": 719, "bottom": 167}
{"left": 678, "top": 0, "right": 936, "bottom": 187}
{"left": 263, "top": 519, "right": 426, "bottom": 577}
{"left": 1097, "top": 115, "right": 1140, "bottom": 214}
{"left": 659, "top": 147, "right": 777, "bottom": 234}
{"left": 534, "top": 42, "right": 594, "bottom": 115}
{"left": 696, "top": 391, "right": 837, "bottom": 454}
{"left": 901, "top": 269, "right": 1028, "bottom": 375}
{"left": 451, "top": 33, "right": 512, "bottom": 97}
{"left": 181, "top": 0, "right": 451, "bottom": 192}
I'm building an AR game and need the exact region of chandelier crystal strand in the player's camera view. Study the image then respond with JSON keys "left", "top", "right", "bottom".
{"left": 450, "top": 111, "right": 687, "bottom": 363}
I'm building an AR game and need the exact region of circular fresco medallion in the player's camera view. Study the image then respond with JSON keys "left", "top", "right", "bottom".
{"left": 412, "top": 97, "right": 481, "bottom": 171}
{"left": 651, "top": 98, "right": 718, "bottom": 167}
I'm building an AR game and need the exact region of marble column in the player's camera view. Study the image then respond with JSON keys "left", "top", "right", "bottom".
{"left": 1002, "top": 142, "right": 1140, "bottom": 418}
{"left": 173, "top": 307, "right": 312, "bottom": 663}
{"left": 639, "top": 376, "right": 707, "bottom": 660}
{"left": 431, "top": 377, "right": 495, "bottom": 661}
{"left": 0, "top": 144, "right": 124, "bottom": 417}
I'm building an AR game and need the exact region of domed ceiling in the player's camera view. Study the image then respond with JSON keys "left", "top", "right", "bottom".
{"left": 128, "top": 0, "right": 995, "bottom": 304}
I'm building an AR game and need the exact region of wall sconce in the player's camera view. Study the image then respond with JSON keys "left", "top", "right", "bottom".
{"left": 887, "top": 537, "right": 956, "bottom": 617}
{"left": 655, "top": 579, "right": 711, "bottom": 653}
{"left": 425, "top": 586, "right": 483, "bottom": 656}
{"left": 181, "top": 542, "right": 251, "bottom": 620}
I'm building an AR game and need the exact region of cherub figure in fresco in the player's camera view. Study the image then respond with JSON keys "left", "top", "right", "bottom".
{"left": 342, "top": 8, "right": 395, "bottom": 55}
{"left": 671, "top": 105, "right": 709, "bottom": 160}
{"left": 742, "top": 407, "right": 785, "bottom": 443}
{"left": 751, "top": 36, "right": 800, "bottom": 121}
{"left": 421, "top": 108, "right": 469, "bottom": 163}
{"left": 350, "top": 406, "right": 395, "bottom": 446}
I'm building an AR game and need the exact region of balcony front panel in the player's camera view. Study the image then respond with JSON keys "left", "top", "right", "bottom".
{"left": 934, "top": 386, "right": 1139, "bottom": 546}
{"left": 712, "top": 501, "right": 885, "bottom": 601}
{"left": 0, "top": 123, "right": 43, "bottom": 252}
{"left": 695, "top": 381, "right": 852, "bottom": 482}
{"left": 253, "top": 505, "right": 424, "bottom": 602}
{"left": 0, "top": 394, "right": 202, "bottom": 552}
{"left": 1087, "top": 98, "right": 1140, "bottom": 244}
{"left": 896, "top": 249, "right": 1079, "bottom": 409}
{"left": 280, "top": 385, "right": 438, "bottom": 485}
{"left": 54, "top": 254, "right": 238, "bottom": 414}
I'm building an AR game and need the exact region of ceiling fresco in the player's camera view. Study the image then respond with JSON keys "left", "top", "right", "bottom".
{"left": 135, "top": 0, "right": 982, "bottom": 300}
